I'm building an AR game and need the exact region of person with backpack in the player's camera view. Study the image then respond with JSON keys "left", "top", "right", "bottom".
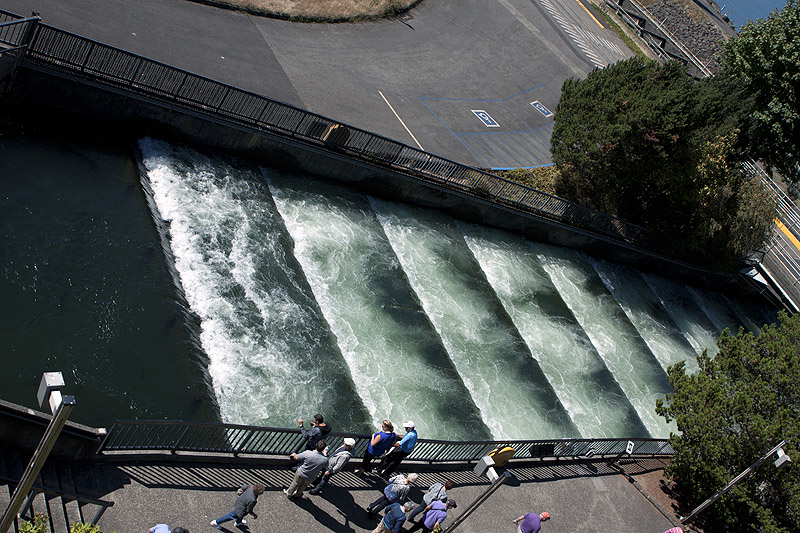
{"left": 298, "top": 413, "right": 332, "bottom": 450}
{"left": 366, "top": 473, "right": 418, "bottom": 518}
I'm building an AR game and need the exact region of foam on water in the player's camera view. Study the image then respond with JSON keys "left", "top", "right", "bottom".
{"left": 590, "top": 258, "right": 699, "bottom": 375}
{"left": 266, "top": 170, "right": 490, "bottom": 441}
{"left": 642, "top": 274, "right": 721, "bottom": 357}
{"left": 371, "top": 199, "right": 579, "bottom": 439}
{"left": 460, "top": 223, "right": 650, "bottom": 438}
{"left": 139, "top": 138, "right": 370, "bottom": 430}
{"left": 532, "top": 243, "right": 674, "bottom": 438}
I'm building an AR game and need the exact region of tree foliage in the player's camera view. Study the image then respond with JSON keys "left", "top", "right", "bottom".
{"left": 723, "top": 0, "right": 800, "bottom": 183}
{"left": 550, "top": 57, "right": 775, "bottom": 269}
{"left": 656, "top": 312, "right": 800, "bottom": 532}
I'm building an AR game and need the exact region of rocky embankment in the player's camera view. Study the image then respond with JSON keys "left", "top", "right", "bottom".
{"left": 640, "top": 0, "right": 730, "bottom": 72}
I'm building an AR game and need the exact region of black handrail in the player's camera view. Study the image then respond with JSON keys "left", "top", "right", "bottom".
{"left": 98, "top": 420, "right": 673, "bottom": 462}
{"left": 12, "top": 21, "right": 675, "bottom": 258}
{"left": 0, "top": 474, "right": 114, "bottom": 526}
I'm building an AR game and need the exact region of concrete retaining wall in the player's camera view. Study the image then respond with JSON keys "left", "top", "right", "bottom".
{"left": 8, "top": 65, "right": 747, "bottom": 292}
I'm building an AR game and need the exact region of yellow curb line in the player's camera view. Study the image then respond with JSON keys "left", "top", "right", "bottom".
{"left": 576, "top": 0, "right": 604, "bottom": 29}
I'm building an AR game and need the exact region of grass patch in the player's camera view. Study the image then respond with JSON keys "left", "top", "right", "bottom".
{"left": 191, "top": 0, "right": 421, "bottom": 21}
{"left": 496, "top": 166, "right": 560, "bottom": 195}
{"left": 590, "top": 2, "right": 647, "bottom": 59}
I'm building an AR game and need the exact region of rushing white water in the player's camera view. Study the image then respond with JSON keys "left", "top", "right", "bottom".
{"left": 642, "top": 274, "right": 721, "bottom": 357}
{"left": 371, "top": 199, "right": 579, "bottom": 439}
{"left": 139, "top": 138, "right": 371, "bottom": 430}
{"left": 136, "top": 138, "right": 776, "bottom": 440}
{"left": 459, "top": 223, "right": 650, "bottom": 438}
{"left": 266, "top": 170, "right": 491, "bottom": 441}
{"left": 590, "top": 258, "right": 700, "bottom": 375}
{"left": 533, "top": 243, "right": 674, "bottom": 438}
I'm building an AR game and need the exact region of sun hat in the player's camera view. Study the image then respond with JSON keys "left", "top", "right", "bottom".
{"left": 540, "top": 512, "right": 550, "bottom": 520}
{"left": 407, "top": 473, "right": 419, "bottom": 482}
{"left": 403, "top": 421, "right": 415, "bottom": 428}
{"left": 343, "top": 438, "right": 356, "bottom": 446}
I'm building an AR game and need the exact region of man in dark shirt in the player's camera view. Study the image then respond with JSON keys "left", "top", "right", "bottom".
{"left": 372, "top": 501, "right": 413, "bottom": 533}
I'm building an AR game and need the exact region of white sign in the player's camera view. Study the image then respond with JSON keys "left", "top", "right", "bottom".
{"left": 530, "top": 100, "right": 553, "bottom": 118}
{"left": 472, "top": 109, "right": 500, "bottom": 127}
{"left": 626, "top": 440, "right": 635, "bottom": 455}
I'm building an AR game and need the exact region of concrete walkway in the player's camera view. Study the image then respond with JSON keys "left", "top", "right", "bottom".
{"left": 94, "top": 455, "right": 681, "bottom": 533}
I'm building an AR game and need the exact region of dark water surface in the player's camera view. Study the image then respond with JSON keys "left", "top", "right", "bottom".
{"left": 0, "top": 117, "right": 217, "bottom": 427}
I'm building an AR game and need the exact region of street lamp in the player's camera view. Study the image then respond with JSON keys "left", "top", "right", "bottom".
{"left": 443, "top": 453, "right": 512, "bottom": 532}
{"left": 680, "top": 440, "right": 791, "bottom": 525}
{"left": 0, "top": 372, "right": 76, "bottom": 533}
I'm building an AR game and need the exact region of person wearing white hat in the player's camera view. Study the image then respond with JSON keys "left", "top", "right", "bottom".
{"left": 308, "top": 437, "right": 356, "bottom": 495}
{"left": 377, "top": 421, "right": 418, "bottom": 477}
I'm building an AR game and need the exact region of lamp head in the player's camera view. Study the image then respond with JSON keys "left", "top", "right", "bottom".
{"left": 774, "top": 448, "right": 791, "bottom": 469}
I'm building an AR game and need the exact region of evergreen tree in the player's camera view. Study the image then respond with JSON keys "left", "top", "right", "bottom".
{"left": 724, "top": 0, "right": 800, "bottom": 183}
{"left": 550, "top": 57, "right": 775, "bottom": 269}
{"left": 656, "top": 312, "right": 800, "bottom": 532}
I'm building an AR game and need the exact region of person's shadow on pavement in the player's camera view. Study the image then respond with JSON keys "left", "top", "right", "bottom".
{"left": 295, "top": 496, "right": 357, "bottom": 533}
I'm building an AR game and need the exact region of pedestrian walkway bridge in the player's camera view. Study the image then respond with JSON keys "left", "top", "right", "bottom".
{"left": 0, "top": 401, "right": 679, "bottom": 533}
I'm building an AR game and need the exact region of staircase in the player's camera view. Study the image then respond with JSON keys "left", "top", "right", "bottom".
{"left": 0, "top": 446, "right": 113, "bottom": 533}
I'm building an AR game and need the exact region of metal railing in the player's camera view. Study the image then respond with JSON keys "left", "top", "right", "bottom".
{"left": 9, "top": 19, "right": 671, "bottom": 257}
{"left": 0, "top": 474, "right": 114, "bottom": 527}
{"left": 98, "top": 420, "right": 673, "bottom": 462}
{"left": 0, "top": 11, "right": 39, "bottom": 98}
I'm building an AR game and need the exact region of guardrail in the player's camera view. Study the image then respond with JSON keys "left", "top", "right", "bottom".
{"left": 0, "top": 474, "right": 114, "bottom": 527}
{"left": 605, "top": 0, "right": 712, "bottom": 78}
{"left": 98, "top": 420, "right": 673, "bottom": 462}
{"left": 0, "top": 11, "right": 39, "bottom": 98}
{"left": 9, "top": 19, "right": 671, "bottom": 257}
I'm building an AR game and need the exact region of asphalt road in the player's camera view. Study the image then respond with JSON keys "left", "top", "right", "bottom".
{"left": 1, "top": 0, "right": 631, "bottom": 169}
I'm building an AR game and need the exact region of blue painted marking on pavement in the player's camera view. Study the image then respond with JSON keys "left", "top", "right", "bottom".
{"left": 472, "top": 110, "right": 500, "bottom": 127}
{"left": 419, "top": 97, "right": 486, "bottom": 167}
{"left": 530, "top": 100, "right": 553, "bottom": 117}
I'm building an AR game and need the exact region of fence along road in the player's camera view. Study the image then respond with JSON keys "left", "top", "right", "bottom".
{"left": 0, "top": 12, "right": 668, "bottom": 254}
{"left": 3, "top": 10, "right": 790, "bottom": 309}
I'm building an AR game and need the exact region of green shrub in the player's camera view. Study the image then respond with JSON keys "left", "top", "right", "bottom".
{"left": 70, "top": 524, "right": 102, "bottom": 533}
{"left": 19, "top": 514, "right": 49, "bottom": 533}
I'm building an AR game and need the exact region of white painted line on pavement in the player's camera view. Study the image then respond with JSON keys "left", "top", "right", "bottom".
{"left": 378, "top": 90, "right": 424, "bottom": 151}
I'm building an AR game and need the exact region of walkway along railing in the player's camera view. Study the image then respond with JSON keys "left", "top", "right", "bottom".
{"left": 1, "top": 16, "right": 680, "bottom": 260}
{"left": 98, "top": 420, "right": 673, "bottom": 462}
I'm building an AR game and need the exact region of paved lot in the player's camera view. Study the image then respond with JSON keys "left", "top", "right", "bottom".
{"left": 93, "top": 456, "right": 681, "bottom": 533}
{"left": 1, "top": 0, "right": 631, "bottom": 168}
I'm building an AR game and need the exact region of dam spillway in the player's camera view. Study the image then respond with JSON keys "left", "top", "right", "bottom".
{"left": 0, "top": 125, "right": 776, "bottom": 439}
{"left": 138, "top": 138, "right": 773, "bottom": 440}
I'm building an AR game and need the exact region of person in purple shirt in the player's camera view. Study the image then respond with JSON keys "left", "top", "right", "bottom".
{"left": 513, "top": 511, "right": 550, "bottom": 533}
{"left": 406, "top": 498, "right": 457, "bottom": 532}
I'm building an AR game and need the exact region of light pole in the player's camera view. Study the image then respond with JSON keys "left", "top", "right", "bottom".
{"left": 680, "top": 440, "right": 791, "bottom": 525}
{"left": 0, "top": 372, "right": 76, "bottom": 533}
{"left": 443, "top": 454, "right": 512, "bottom": 532}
